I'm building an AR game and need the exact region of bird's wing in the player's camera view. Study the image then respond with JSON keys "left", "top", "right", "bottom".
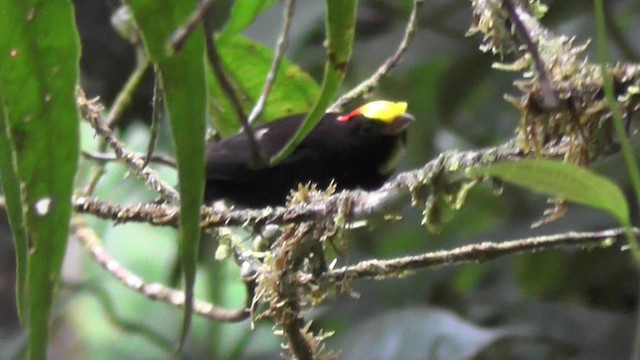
{"left": 206, "top": 114, "right": 321, "bottom": 181}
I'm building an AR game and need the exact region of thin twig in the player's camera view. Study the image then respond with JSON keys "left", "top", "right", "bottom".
{"left": 329, "top": 0, "right": 423, "bottom": 111}
{"left": 502, "top": 0, "right": 558, "bottom": 109}
{"left": 106, "top": 48, "right": 151, "bottom": 128}
{"left": 248, "top": 0, "right": 296, "bottom": 125}
{"left": 71, "top": 217, "right": 251, "bottom": 322}
{"left": 170, "top": 0, "right": 216, "bottom": 52}
{"left": 319, "top": 227, "right": 638, "bottom": 283}
{"left": 83, "top": 48, "right": 151, "bottom": 196}
{"left": 82, "top": 150, "right": 177, "bottom": 168}
{"left": 77, "top": 90, "right": 180, "bottom": 203}
{"left": 143, "top": 66, "right": 164, "bottom": 168}
{"left": 202, "top": 15, "right": 265, "bottom": 166}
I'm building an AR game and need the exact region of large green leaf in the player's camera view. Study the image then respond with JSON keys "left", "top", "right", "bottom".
{"left": 0, "top": 100, "right": 28, "bottom": 321}
{"left": 207, "top": 36, "right": 320, "bottom": 136}
{"left": 270, "top": 0, "right": 358, "bottom": 164}
{"left": 127, "top": 0, "right": 206, "bottom": 349}
{"left": 220, "top": 0, "right": 278, "bottom": 39}
{"left": 0, "top": 1, "right": 80, "bottom": 358}
{"left": 470, "top": 160, "right": 630, "bottom": 225}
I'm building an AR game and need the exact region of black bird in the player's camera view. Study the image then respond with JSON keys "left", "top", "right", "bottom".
{"left": 205, "top": 101, "right": 415, "bottom": 207}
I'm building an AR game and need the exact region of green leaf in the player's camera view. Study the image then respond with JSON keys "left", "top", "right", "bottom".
{"left": 207, "top": 36, "right": 320, "bottom": 136}
{"left": 0, "top": 100, "right": 28, "bottom": 322}
{"left": 0, "top": 1, "right": 80, "bottom": 358}
{"left": 220, "top": 0, "right": 278, "bottom": 39}
{"left": 127, "top": 0, "right": 206, "bottom": 349}
{"left": 270, "top": 0, "right": 358, "bottom": 164}
{"left": 470, "top": 160, "right": 630, "bottom": 225}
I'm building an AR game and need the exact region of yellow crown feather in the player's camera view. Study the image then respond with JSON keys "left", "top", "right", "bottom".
{"left": 358, "top": 101, "right": 408, "bottom": 123}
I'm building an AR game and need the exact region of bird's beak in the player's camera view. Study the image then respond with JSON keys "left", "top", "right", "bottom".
{"left": 383, "top": 113, "right": 415, "bottom": 135}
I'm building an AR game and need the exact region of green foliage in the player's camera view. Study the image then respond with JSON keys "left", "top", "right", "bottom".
{"left": 127, "top": 0, "right": 207, "bottom": 349}
{"left": 1, "top": 0, "right": 638, "bottom": 358}
{"left": 0, "top": 1, "right": 80, "bottom": 358}
{"left": 220, "top": 0, "right": 278, "bottom": 38}
{"left": 207, "top": 36, "right": 320, "bottom": 136}
{"left": 0, "top": 101, "right": 28, "bottom": 322}
{"left": 470, "top": 160, "right": 629, "bottom": 225}
{"left": 270, "top": 0, "right": 358, "bottom": 164}
{"left": 593, "top": 0, "right": 640, "bottom": 264}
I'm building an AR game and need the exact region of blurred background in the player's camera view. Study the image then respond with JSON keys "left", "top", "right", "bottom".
{"left": 1, "top": 0, "right": 640, "bottom": 359}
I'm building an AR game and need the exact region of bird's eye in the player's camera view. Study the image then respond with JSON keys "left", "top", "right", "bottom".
{"left": 352, "top": 123, "right": 367, "bottom": 136}
{"left": 356, "top": 122, "right": 376, "bottom": 136}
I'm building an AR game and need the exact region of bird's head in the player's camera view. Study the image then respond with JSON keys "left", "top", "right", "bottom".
{"left": 337, "top": 100, "right": 415, "bottom": 135}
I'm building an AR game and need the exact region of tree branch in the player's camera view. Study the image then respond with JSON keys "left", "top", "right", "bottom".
{"left": 330, "top": 0, "right": 422, "bottom": 111}
{"left": 73, "top": 141, "right": 522, "bottom": 227}
{"left": 202, "top": 13, "right": 265, "bottom": 167}
{"left": 77, "top": 90, "right": 180, "bottom": 203}
{"left": 82, "top": 48, "right": 150, "bottom": 196}
{"left": 319, "top": 227, "right": 638, "bottom": 283}
{"left": 70, "top": 217, "right": 251, "bottom": 322}
{"left": 247, "top": 0, "right": 296, "bottom": 125}
{"left": 170, "top": 0, "right": 216, "bottom": 52}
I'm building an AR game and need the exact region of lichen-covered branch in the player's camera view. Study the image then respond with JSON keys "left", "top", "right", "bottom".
{"left": 319, "top": 227, "right": 638, "bottom": 283}
{"left": 469, "top": 0, "right": 640, "bottom": 164}
{"left": 82, "top": 48, "right": 150, "bottom": 196}
{"left": 77, "top": 90, "right": 180, "bottom": 203}
{"left": 73, "top": 141, "right": 522, "bottom": 229}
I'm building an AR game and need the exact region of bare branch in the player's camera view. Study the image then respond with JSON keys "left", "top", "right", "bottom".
{"left": 82, "top": 150, "right": 177, "bottom": 168}
{"left": 106, "top": 48, "right": 151, "bottom": 128}
{"left": 170, "top": 0, "right": 216, "bottom": 52}
{"left": 329, "top": 0, "right": 423, "bottom": 111}
{"left": 202, "top": 15, "right": 265, "bottom": 167}
{"left": 248, "top": 0, "right": 296, "bottom": 125}
{"left": 71, "top": 217, "right": 250, "bottom": 322}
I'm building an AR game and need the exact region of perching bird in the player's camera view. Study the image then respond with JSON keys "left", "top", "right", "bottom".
{"left": 204, "top": 100, "right": 414, "bottom": 207}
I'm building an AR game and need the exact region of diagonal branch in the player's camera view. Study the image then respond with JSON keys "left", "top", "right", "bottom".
{"left": 330, "top": 0, "right": 423, "bottom": 111}
{"left": 83, "top": 48, "right": 150, "bottom": 196}
{"left": 202, "top": 14, "right": 265, "bottom": 167}
{"left": 170, "top": 0, "right": 216, "bottom": 52}
{"left": 77, "top": 90, "right": 180, "bottom": 203}
{"left": 248, "top": 0, "right": 296, "bottom": 125}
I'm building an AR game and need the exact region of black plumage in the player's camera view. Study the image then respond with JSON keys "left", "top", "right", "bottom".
{"left": 205, "top": 104, "right": 414, "bottom": 207}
